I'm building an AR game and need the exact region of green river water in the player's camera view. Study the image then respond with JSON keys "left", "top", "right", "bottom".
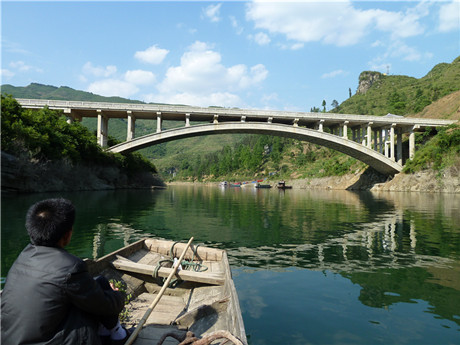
{"left": 2, "top": 186, "right": 460, "bottom": 344}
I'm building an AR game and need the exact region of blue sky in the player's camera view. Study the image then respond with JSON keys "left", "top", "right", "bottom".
{"left": 1, "top": 1, "right": 459, "bottom": 112}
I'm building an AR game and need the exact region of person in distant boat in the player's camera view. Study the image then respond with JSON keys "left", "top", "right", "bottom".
{"left": 1, "top": 198, "right": 130, "bottom": 345}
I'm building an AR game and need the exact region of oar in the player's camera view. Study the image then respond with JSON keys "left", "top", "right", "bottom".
{"left": 124, "top": 237, "right": 194, "bottom": 345}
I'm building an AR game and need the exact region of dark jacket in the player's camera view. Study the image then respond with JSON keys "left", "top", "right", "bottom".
{"left": 1, "top": 244, "right": 125, "bottom": 345}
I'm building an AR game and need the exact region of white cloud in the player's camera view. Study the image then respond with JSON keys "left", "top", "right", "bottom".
{"left": 278, "top": 42, "right": 304, "bottom": 50}
{"left": 438, "top": 0, "right": 460, "bottom": 32}
{"left": 10, "top": 61, "right": 31, "bottom": 72}
{"left": 261, "top": 92, "right": 279, "bottom": 104}
{"left": 145, "top": 41, "right": 268, "bottom": 107}
{"left": 253, "top": 32, "right": 271, "bottom": 45}
{"left": 230, "top": 15, "right": 244, "bottom": 35}
{"left": 9, "top": 60, "right": 43, "bottom": 73}
{"left": 203, "top": 3, "right": 222, "bottom": 23}
{"left": 321, "top": 70, "right": 348, "bottom": 79}
{"left": 82, "top": 62, "right": 117, "bottom": 77}
{"left": 87, "top": 79, "right": 139, "bottom": 98}
{"left": 371, "top": 40, "right": 384, "bottom": 48}
{"left": 134, "top": 45, "right": 169, "bottom": 64}
{"left": 246, "top": 0, "right": 429, "bottom": 47}
{"left": 124, "top": 70, "right": 156, "bottom": 85}
{"left": 1, "top": 69, "right": 15, "bottom": 79}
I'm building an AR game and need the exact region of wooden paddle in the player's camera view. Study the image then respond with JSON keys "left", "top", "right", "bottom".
{"left": 124, "top": 237, "right": 194, "bottom": 345}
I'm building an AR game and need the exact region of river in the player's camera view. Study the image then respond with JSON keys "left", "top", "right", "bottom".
{"left": 2, "top": 186, "right": 460, "bottom": 344}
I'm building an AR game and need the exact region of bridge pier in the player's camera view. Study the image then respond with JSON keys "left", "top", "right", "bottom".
{"left": 97, "top": 110, "right": 109, "bottom": 147}
{"left": 64, "top": 109, "right": 81, "bottom": 124}
{"left": 317, "top": 120, "right": 324, "bottom": 132}
{"left": 342, "top": 121, "right": 349, "bottom": 139}
{"left": 366, "top": 122, "right": 373, "bottom": 148}
{"left": 390, "top": 124, "right": 396, "bottom": 161}
{"left": 409, "top": 125, "right": 419, "bottom": 160}
{"left": 185, "top": 113, "right": 191, "bottom": 127}
{"left": 156, "top": 112, "right": 162, "bottom": 133}
{"left": 127, "top": 111, "right": 135, "bottom": 141}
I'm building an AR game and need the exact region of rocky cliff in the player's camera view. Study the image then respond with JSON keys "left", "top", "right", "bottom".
{"left": 357, "top": 71, "right": 384, "bottom": 95}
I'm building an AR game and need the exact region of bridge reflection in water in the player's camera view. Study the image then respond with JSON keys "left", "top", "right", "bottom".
{"left": 87, "top": 188, "right": 459, "bottom": 286}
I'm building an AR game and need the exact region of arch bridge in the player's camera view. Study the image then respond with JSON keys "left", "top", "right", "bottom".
{"left": 17, "top": 99, "right": 456, "bottom": 175}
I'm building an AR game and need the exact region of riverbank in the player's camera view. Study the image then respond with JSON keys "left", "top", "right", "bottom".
{"left": 1, "top": 151, "right": 165, "bottom": 193}
{"left": 168, "top": 166, "right": 460, "bottom": 193}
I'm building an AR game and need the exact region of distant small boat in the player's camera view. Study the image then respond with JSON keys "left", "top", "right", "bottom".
{"left": 230, "top": 183, "right": 241, "bottom": 187}
{"left": 219, "top": 181, "right": 229, "bottom": 187}
{"left": 276, "top": 181, "right": 292, "bottom": 189}
{"left": 255, "top": 183, "right": 271, "bottom": 189}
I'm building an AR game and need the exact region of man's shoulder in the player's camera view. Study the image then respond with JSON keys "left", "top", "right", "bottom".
{"left": 20, "top": 243, "right": 85, "bottom": 273}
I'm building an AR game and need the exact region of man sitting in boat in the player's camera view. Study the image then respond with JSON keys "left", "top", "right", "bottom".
{"left": 1, "top": 198, "right": 130, "bottom": 345}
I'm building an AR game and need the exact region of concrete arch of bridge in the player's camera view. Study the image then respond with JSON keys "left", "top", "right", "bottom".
{"left": 108, "top": 122, "right": 402, "bottom": 175}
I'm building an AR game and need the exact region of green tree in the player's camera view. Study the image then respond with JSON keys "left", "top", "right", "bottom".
{"left": 331, "top": 100, "right": 339, "bottom": 110}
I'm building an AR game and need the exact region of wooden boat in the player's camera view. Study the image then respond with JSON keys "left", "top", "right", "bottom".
{"left": 85, "top": 238, "right": 247, "bottom": 345}
{"left": 276, "top": 181, "right": 292, "bottom": 189}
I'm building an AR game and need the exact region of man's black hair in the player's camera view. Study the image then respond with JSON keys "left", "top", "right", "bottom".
{"left": 26, "top": 198, "right": 75, "bottom": 246}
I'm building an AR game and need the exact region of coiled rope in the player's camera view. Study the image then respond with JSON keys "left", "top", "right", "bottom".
{"left": 153, "top": 241, "right": 208, "bottom": 287}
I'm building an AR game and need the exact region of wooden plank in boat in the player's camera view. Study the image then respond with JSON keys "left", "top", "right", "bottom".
{"left": 112, "top": 258, "right": 225, "bottom": 285}
{"left": 144, "top": 238, "right": 223, "bottom": 262}
{"left": 129, "top": 293, "right": 185, "bottom": 326}
{"left": 207, "top": 261, "right": 224, "bottom": 274}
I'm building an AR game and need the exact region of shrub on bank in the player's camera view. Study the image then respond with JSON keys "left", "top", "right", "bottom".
{"left": 403, "top": 124, "right": 460, "bottom": 173}
{"left": 1, "top": 95, "right": 161, "bottom": 191}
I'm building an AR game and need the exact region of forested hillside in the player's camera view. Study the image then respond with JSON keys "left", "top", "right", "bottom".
{"left": 1, "top": 95, "right": 163, "bottom": 192}
{"left": 337, "top": 56, "right": 460, "bottom": 116}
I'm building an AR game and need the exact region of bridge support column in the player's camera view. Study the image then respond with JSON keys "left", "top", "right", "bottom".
{"left": 384, "top": 128, "right": 389, "bottom": 157}
{"left": 65, "top": 109, "right": 73, "bottom": 124}
{"left": 361, "top": 126, "right": 366, "bottom": 146}
{"left": 373, "top": 130, "right": 378, "bottom": 150}
{"left": 409, "top": 125, "right": 419, "bottom": 160}
{"left": 378, "top": 130, "right": 383, "bottom": 153}
{"left": 185, "top": 113, "right": 190, "bottom": 127}
{"left": 127, "top": 111, "right": 135, "bottom": 141}
{"left": 397, "top": 127, "right": 403, "bottom": 164}
{"left": 213, "top": 115, "right": 219, "bottom": 124}
{"left": 293, "top": 118, "right": 299, "bottom": 127}
{"left": 157, "top": 112, "right": 162, "bottom": 133}
{"left": 367, "top": 122, "right": 373, "bottom": 148}
{"left": 343, "top": 121, "right": 349, "bottom": 139}
{"left": 241, "top": 115, "right": 246, "bottom": 123}
{"left": 97, "top": 110, "right": 108, "bottom": 147}
{"left": 352, "top": 127, "right": 360, "bottom": 142}
{"left": 64, "top": 109, "right": 81, "bottom": 124}
{"left": 268, "top": 117, "right": 273, "bottom": 124}
{"left": 317, "top": 120, "right": 324, "bottom": 132}
{"left": 390, "top": 124, "right": 396, "bottom": 161}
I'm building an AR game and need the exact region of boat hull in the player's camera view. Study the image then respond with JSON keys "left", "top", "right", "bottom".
{"left": 85, "top": 238, "right": 247, "bottom": 344}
